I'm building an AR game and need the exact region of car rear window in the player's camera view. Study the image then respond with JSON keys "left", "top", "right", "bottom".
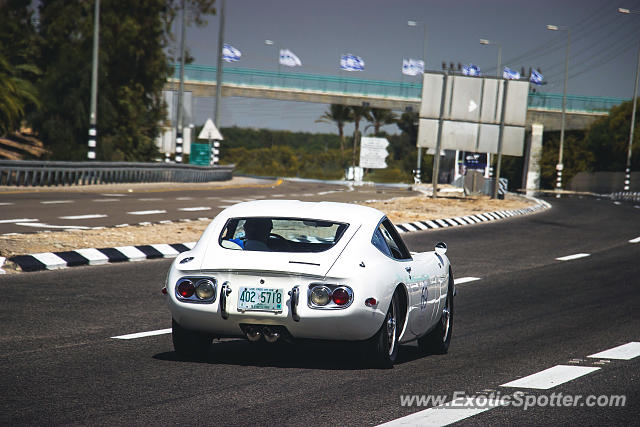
{"left": 219, "top": 217, "right": 349, "bottom": 253}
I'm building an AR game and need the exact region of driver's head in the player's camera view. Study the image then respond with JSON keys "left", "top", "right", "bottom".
{"left": 243, "top": 218, "right": 273, "bottom": 241}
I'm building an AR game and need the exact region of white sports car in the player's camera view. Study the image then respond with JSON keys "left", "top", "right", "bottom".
{"left": 163, "top": 200, "right": 454, "bottom": 367}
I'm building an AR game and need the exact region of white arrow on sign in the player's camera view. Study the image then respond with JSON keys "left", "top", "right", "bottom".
{"left": 198, "top": 119, "right": 223, "bottom": 140}
{"left": 468, "top": 99, "right": 477, "bottom": 113}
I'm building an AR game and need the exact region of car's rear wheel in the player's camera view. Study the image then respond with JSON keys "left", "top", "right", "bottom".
{"left": 370, "top": 291, "right": 400, "bottom": 368}
{"left": 418, "top": 273, "right": 454, "bottom": 355}
{"left": 172, "top": 318, "right": 212, "bottom": 359}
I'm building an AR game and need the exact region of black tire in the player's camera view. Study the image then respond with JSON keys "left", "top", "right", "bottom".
{"left": 172, "top": 319, "right": 212, "bottom": 359}
{"left": 418, "top": 273, "right": 454, "bottom": 355}
{"left": 370, "top": 291, "right": 400, "bottom": 368}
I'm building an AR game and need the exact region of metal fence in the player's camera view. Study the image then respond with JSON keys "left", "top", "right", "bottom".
{"left": 0, "top": 160, "right": 234, "bottom": 187}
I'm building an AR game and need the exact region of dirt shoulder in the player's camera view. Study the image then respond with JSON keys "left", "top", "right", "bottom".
{"left": 0, "top": 189, "right": 539, "bottom": 274}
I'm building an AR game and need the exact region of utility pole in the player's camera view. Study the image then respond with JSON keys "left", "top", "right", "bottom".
{"left": 214, "top": 0, "right": 226, "bottom": 130}
{"left": 87, "top": 0, "right": 100, "bottom": 160}
{"left": 175, "top": 0, "right": 187, "bottom": 163}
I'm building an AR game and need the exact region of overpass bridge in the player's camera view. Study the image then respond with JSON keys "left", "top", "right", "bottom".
{"left": 165, "top": 64, "right": 627, "bottom": 132}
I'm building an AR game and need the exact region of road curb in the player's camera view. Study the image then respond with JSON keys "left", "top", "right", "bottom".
{"left": 394, "top": 195, "right": 551, "bottom": 234}
{"left": 4, "top": 195, "right": 551, "bottom": 273}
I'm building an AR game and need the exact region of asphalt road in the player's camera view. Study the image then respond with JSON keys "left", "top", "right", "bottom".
{"left": 1, "top": 196, "right": 638, "bottom": 425}
{"left": 0, "top": 178, "right": 415, "bottom": 235}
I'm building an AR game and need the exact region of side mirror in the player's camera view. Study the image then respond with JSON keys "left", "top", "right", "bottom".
{"left": 435, "top": 242, "right": 447, "bottom": 255}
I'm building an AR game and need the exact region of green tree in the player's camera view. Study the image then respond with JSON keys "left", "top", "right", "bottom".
{"left": 366, "top": 108, "right": 396, "bottom": 136}
{"left": 539, "top": 131, "right": 593, "bottom": 189}
{"left": 0, "top": 1, "right": 40, "bottom": 136}
{"left": 30, "top": 0, "right": 214, "bottom": 161}
{"left": 315, "top": 104, "right": 352, "bottom": 153}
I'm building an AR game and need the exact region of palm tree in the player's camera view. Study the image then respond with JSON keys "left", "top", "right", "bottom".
{"left": 350, "top": 105, "right": 372, "bottom": 167}
{"left": 315, "top": 104, "right": 352, "bottom": 153}
{"left": 366, "top": 108, "right": 397, "bottom": 135}
{"left": 0, "top": 53, "right": 39, "bottom": 136}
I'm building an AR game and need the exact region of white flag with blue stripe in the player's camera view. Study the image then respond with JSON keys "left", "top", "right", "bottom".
{"left": 279, "top": 49, "right": 302, "bottom": 67}
{"left": 462, "top": 64, "right": 481, "bottom": 76}
{"left": 340, "top": 54, "right": 365, "bottom": 71}
{"left": 530, "top": 68, "right": 543, "bottom": 85}
{"left": 402, "top": 58, "right": 424, "bottom": 76}
{"left": 503, "top": 66, "right": 520, "bottom": 80}
{"left": 222, "top": 44, "right": 241, "bottom": 62}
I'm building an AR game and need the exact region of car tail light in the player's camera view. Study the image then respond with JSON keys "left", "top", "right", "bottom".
{"left": 365, "top": 297, "right": 377, "bottom": 307}
{"left": 177, "top": 279, "right": 195, "bottom": 298}
{"left": 332, "top": 288, "right": 350, "bottom": 306}
{"left": 195, "top": 279, "right": 215, "bottom": 300}
{"left": 310, "top": 286, "right": 331, "bottom": 306}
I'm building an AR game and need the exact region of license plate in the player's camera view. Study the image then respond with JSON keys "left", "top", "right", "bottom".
{"left": 237, "top": 287, "right": 284, "bottom": 312}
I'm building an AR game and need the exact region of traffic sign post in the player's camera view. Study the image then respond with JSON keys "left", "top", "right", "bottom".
{"left": 198, "top": 119, "right": 223, "bottom": 166}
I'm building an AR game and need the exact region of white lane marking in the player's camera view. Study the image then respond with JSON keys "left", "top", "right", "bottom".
{"left": 127, "top": 210, "right": 167, "bottom": 215}
{"left": 500, "top": 365, "right": 600, "bottom": 390}
{"left": 377, "top": 397, "right": 500, "bottom": 427}
{"left": 556, "top": 253, "right": 590, "bottom": 261}
{"left": 101, "top": 193, "right": 126, "bottom": 197}
{"left": 206, "top": 196, "right": 220, "bottom": 200}
{"left": 93, "top": 199, "right": 119, "bottom": 202}
{"left": 613, "top": 201, "right": 622, "bottom": 205}
{"left": 75, "top": 248, "right": 109, "bottom": 265}
{"left": 0, "top": 218, "right": 38, "bottom": 224}
{"left": 301, "top": 193, "right": 314, "bottom": 197}
{"left": 59, "top": 214, "right": 107, "bottom": 220}
{"left": 218, "top": 205, "right": 232, "bottom": 209}
{"left": 587, "top": 342, "right": 640, "bottom": 360}
{"left": 17, "top": 222, "right": 90, "bottom": 230}
{"left": 629, "top": 236, "right": 640, "bottom": 243}
{"left": 32, "top": 252, "right": 67, "bottom": 270}
{"left": 271, "top": 194, "right": 284, "bottom": 197}
{"left": 0, "top": 202, "right": 14, "bottom": 206}
{"left": 178, "top": 207, "right": 211, "bottom": 212}
{"left": 220, "top": 199, "right": 245, "bottom": 203}
{"left": 111, "top": 328, "right": 172, "bottom": 340}
{"left": 41, "top": 200, "right": 72, "bottom": 204}
{"left": 454, "top": 277, "right": 481, "bottom": 285}
{"left": 138, "top": 198, "right": 162, "bottom": 201}
{"left": 176, "top": 197, "right": 194, "bottom": 200}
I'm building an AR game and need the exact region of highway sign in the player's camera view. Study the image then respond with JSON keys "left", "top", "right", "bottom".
{"left": 359, "top": 137, "right": 389, "bottom": 169}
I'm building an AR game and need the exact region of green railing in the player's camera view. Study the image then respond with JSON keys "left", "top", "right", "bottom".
{"left": 172, "top": 64, "right": 627, "bottom": 113}
{"left": 527, "top": 92, "right": 626, "bottom": 114}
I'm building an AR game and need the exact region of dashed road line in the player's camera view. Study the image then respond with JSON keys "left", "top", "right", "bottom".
{"left": 176, "top": 197, "right": 194, "bottom": 200}
{"left": 92, "top": 198, "right": 120, "bottom": 202}
{"left": 629, "top": 236, "right": 640, "bottom": 243}
{"left": 59, "top": 214, "right": 108, "bottom": 220}
{"left": 178, "top": 207, "right": 211, "bottom": 212}
{"left": 378, "top": 397, "right": 500, "bottom": 427}
{"left": 40, "top": 200, "right": 73, "bottom": 204}
{"left": 111, "top": 328, "right": 172, "bottom": 340}
{"left": 454, "top": 277, "right": 481, "bottom": 285}
{"left": 17, "top": 223, "right": 91, "bottom": 230}
{"left": 500, "top": 365, "right": 600, "bottom": 390}
{"left": 587, "top": 342, "right": 640, "bottom": 360}
{"left": 0, "top": 218, "right": 38, "bottom": 224}
{"left": 138, "top": 198, "right": 163, "bottom": 201}
{"left": 556, "top": 253, "right": 590, "bottom": 261}
{"left": 127, "top": 210, "right": 167, "bottom": 215}
{"left": 0, "top": 202, "right": 14, "bottom": 206}
{"left": 101, "top": 193, "right": 127, "bottom": 197}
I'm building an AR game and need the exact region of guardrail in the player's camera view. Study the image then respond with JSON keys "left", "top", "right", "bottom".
{"left": 0, "top": 160, "right": 234, "bottom": 187}
{"left": 609, "top": 191, "right": 640, "bottom": 203}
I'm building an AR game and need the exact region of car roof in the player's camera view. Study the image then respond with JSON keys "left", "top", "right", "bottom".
{"left": 219, "top": 200, "right": 385, "bottom": 226}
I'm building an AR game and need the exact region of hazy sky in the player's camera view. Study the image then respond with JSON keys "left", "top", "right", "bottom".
{"left": 174, "top": 0, "right": 640, "bottom": 134}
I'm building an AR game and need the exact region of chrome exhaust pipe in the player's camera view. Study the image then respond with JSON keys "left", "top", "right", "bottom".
{"left": 263, "top": 327, "right": 280, "bottom": 343}
{"left": 246, "top": 326, "right": 262, "bottom": 342}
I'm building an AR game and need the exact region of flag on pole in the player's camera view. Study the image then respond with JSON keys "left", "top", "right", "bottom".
{"left": 222, "top": 44, "right": 241, "bottom": 62}
{"left": 402, "top": 58, "right": 424, "bottom": 76}
{"left": 279, "top": 49, "right": 302, "bottom": 67}
{"left": 503, "top": 66, "right": 520, "bottom": 80}
{"left": 530, "top": 68, "right": 544, "bottom": 85}
{"left": 340, "top": 54, "right": 365, "bottom": 71}
{"left": 462, "top": 64, "right": 481, "bottom": 76}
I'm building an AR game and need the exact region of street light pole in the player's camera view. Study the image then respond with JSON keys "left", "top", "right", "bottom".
{"left": 214, "top": 0, "right": 226, "bottom": 132}
{"left": 480, "top": 38, "right": 502, "bottom": 178}
{"left": 619, "top": 7, "right": 640, "bottom": 191}
{"left": 175, "top": 0, "right": 187, "bottom": 163}
{"left": 265, "top": 39, "right": 281, "bottom": 74}
{"left": 87, "top": 0, "right": 100, "bottom": 160}
{"left": 547, "top": 24, "right": 570, "bottom": 197}
{"left": 408, "top": 20, "right": 427, "bottom": 184}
